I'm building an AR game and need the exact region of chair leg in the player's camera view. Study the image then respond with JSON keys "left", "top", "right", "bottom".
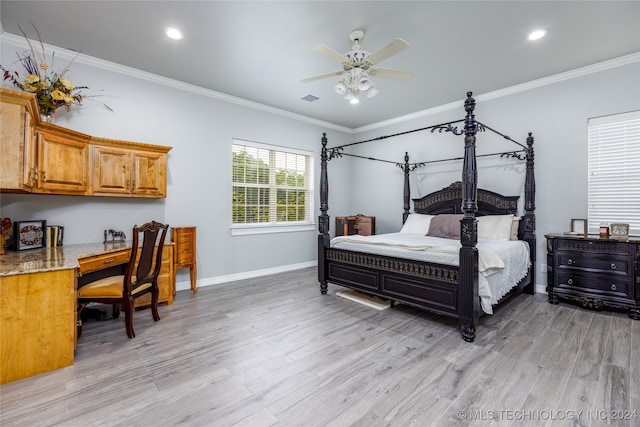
{"left": 151, "top": 283, "right": 160, "bottom": 322}
{"left": 123, "top": 297, "right": 135, "bottom": 338}
{"left": 112, "top": 304, "right": 120, "bottom": 319}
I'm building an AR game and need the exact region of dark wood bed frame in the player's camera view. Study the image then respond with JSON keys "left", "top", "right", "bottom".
{"left": 317, "top": 92, "right": 536, "bottom": 342}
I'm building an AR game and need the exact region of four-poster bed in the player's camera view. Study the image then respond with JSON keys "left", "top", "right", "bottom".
{"left": 317, "top": 92, "right": 536, "bottom": 342}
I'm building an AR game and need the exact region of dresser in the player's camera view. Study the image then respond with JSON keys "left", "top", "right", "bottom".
{"left": 335, "top": 215, "right": 376, "bottom": 237}
{"left": 545, "top": 233, "right": 639, "bottom": 319}
{"left": 172, "top": 226, "right": 197, "bottom": 294}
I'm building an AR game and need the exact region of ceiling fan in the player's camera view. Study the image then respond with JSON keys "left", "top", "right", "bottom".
{"left": 300, "top": 30, "right": 412, "bottom": 103}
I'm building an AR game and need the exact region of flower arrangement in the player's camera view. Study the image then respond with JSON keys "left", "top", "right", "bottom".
{"left": 1, "top": 25, "right": 107, "bottom": 119}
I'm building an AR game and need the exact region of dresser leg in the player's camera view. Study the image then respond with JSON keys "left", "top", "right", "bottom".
{"left": 629, "top": 308, "right": 640, "bottom": 320}
{"left": 548, "top": 293, "right": 559, "bottom": 305}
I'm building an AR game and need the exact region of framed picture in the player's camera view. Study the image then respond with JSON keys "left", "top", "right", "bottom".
{"left": 13, "top": 220, "right": 47, "bottom": 251}
{"left": 571, "top": 218, "right": 587, "bottom": 235}
{"left": 609, "top": 223, "right": 630, "bottom": 241}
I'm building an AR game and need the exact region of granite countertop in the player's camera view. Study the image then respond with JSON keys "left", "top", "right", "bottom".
{"left": 0, "top": 241, "right": 133, "bottom": 277}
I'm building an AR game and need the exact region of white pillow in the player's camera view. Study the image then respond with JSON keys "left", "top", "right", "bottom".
{"left": 400, "top": 214, "right": 435, "bottom": 235}
{"left": 477, "top": 214, "right": 514, "bottom": 240}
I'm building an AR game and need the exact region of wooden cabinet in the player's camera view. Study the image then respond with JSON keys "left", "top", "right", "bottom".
{"left": 0, "top": 88, "right": 38, "bottom": 192}
{"left": 545, "top": 233, "right": 640, "bottom": 319}
{"left": 0, "top": 268, "right": 77, "bottom": 384}
{"left": 172, "top": 226, "right": 197, "bottom": 294}
{"left": 35, "top": 124, "right": 90, "bottom": 194}
{"left": 91, "top": 137, "right": 169, "bottom": 198}
{"left": 335, "top": 215, "right": 376, "bottom": 237}
{"left": 1, "top": 88, "right": 172, "bottom": 198}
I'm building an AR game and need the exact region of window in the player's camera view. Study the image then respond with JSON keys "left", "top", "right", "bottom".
{"left": 232, "top": 139, "right": 313, "bottom": 234}
{"left": 588, "top": 111, "right": 640, "bottom": 235}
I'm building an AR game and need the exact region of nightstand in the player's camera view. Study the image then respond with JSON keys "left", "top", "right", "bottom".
{"left": 172, "top": 226, "right": 197, "bottom": 294}
{"left": 545, "top": 233, "right": 639, "bottom": 319}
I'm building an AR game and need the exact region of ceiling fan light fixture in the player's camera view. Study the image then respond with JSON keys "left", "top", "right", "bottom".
{"left": 358, "top": 75, "right": 373, "bottom": 91}
{"left": 333, "top": 79, "right": 348, "bottom": 95}
{"left": 344, "top": 91, "right": 359, "bottom": 104}
{"left": 366, "top": 86, "right": 379, "bottom": 99}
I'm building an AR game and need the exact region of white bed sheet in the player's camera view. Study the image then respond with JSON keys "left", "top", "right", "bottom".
{"left": 330, "top": 233, "right": 531, "bottom": 314}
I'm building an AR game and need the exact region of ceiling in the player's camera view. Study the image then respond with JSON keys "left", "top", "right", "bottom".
{"left": 1, "top": 1, "right": 639, "bottom": 129}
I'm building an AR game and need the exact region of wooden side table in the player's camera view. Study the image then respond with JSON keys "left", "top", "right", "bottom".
{"left": 172, "top": 226, "right": 197, "bottom": 294}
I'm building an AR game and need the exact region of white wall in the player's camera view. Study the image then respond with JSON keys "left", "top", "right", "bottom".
{"left": 346, "top": 61, "right": 640, "bottom": 290}
{"left": 0, "top": 36, "right": 352, "bottom": 290}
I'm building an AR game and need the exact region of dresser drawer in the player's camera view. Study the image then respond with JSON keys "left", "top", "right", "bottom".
{"left": 556, "top": 251, "right": 632, "bottom": 276}
{"left": 556, "top": 272, "right": 633, "bottom": 299}
{"left": 78, "top": 250, "right": 130, "bottom": 275}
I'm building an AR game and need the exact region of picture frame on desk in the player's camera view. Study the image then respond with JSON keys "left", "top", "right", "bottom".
{"left": 571, "top": 218, "right": 587, "bottom": 235}
{"left": 13, "top": 220, "right": 46, "bottom": 251}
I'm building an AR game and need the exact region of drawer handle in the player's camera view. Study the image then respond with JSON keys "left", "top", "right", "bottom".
{"left": 567, "top": 278, "right": 574, "bottom": 285}
{"left": 103, "top": 258, "right": 115, "bottom": 264}
{"left": 610, "top": 263, "right": 617, "bottom": 270}
{"left": 611, "top": 284, "right": 617, "bottom": 291}
{"left": 567, "top": 259, "right": 574, "bottom": 265}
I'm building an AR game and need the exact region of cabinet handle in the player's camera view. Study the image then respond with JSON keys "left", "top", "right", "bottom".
{"left": 567, "top": 259, "right": 574, "bottom": 265}
{"left": 41, "top": 170, "right": 47, "bottom": 182}
{"left": 610, "top": 263, "right": 617, "bottom": 270}
{"left": 611, "top": 284, "right": 617, "bottom": 291}
{"left": 567, "top": 278, "right": 574, "bottom": 285}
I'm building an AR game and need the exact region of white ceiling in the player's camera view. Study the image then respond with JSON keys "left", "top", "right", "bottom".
{"left": 1, "top": 1, "right": 639, "bottom": 129}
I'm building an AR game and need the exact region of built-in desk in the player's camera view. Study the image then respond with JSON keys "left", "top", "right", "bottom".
{"left": 0, "top": 242, "right": 174, "bottom": 384}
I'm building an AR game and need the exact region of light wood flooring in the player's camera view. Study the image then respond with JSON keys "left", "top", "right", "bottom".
{"left": 1, "top": 267, "right": 639, "bottom": 427}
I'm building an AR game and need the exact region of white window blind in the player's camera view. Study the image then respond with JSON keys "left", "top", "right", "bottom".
{"left": 232, "top": 140, "right": 313, "bottom": 227}
{"left": 587, "top": 110, "right": 640, "bottom": 235}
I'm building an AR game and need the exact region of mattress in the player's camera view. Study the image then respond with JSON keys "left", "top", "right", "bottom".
{"left": 330, "top": 233, "right": 531, "bottom": 314}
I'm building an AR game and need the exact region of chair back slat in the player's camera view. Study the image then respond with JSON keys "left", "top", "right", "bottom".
{"left": 124, "top": 221, "right": 169, "bottom": 292}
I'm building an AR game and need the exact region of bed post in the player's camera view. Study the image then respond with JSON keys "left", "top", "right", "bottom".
{"left": 523, "top": 132, "right": 536, "bottom": 294}
{"left": 318, "top": 133, "right": 330, "bottom": 294}
{"left": 402, "top": 152, "right": 411, "bottom": 224}
{"left": 459, "top": 92, "right": 479, "bottom": 342}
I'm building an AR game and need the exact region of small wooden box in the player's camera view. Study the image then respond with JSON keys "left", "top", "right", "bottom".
{"left": 335, "top": 215, "right": 375, "bottom": 237}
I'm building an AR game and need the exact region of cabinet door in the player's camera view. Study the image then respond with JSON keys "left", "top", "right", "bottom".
{"left": 92, "top": 145, "right": 131, "bottom": 195}
{"left": 131, "top": 150, "right": 167, "bottom": 198}
{"left": 0, "top": 91, "right": 37, "bottom": 191}
{"left": 36, "top": 129, "right": 89, "bottom": 194}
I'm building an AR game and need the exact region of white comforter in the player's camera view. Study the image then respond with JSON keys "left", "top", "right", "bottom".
{"left": 330, "top": 233, "right": 530, "bottom": 314}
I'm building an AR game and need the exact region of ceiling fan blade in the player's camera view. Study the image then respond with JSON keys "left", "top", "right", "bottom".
{"left": 299, "top": 70, "right": 346, "bottom": 83}
{"left": 365, "top": 38, "right": 409, "bottom": 65}
{"left": 368, "top": 67, "right": 413, "bottom": 81}
{"left": 312, "top": 44, "right": 347, "bottom": 65}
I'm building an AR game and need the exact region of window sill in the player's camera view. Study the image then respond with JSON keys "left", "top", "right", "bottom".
{"left": 231, "top": 223, "right": 315, "bottom": 236}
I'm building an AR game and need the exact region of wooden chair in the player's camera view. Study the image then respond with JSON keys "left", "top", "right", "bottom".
{"left": 77, "top": 221, "right": 169, "bottom": 338}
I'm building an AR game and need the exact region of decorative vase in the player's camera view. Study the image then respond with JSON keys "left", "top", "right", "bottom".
{"left": 40, "top": 112, "right": 54, "bottom": 123}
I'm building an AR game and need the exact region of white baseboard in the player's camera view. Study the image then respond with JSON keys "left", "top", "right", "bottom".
{"left": 175, "top": 260, "right": 317, "bottom": 292}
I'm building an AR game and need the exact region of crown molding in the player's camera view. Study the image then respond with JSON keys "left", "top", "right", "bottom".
{"left": 354, "top": 52, "right": 640, "bottom": 134}
{"left": 0, "top": 33, "right": 353, "bottom": 134}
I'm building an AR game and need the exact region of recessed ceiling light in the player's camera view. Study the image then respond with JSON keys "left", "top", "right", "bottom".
{"left": 527, "top": 29, "right": 548, "bottom": 41}
{"left": 165, "top": 27, "right": 184, "bottom": 40}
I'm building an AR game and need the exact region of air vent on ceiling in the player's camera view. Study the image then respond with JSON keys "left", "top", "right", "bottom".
{"left": 301, "top": 94, "right": 320, "bottom": 102}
